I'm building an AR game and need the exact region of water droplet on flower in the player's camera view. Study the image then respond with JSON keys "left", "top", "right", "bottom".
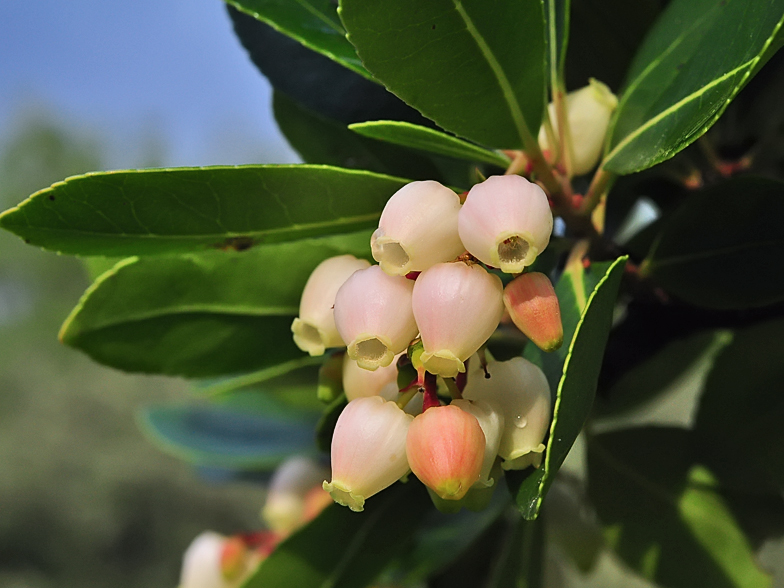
{"left": 514, "top": 415, "right": 528, "bottom": 428}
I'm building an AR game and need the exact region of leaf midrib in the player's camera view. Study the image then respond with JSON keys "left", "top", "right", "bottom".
{"left": 452, "top": 0, "right": 530, "bottom": 146}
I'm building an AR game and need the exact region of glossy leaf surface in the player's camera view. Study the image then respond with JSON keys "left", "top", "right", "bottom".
{"left": 0, "top": 165, "right": 407, "bottom": 256}
{"left": 273, "top": 93, "right": 451, "bottom": 182}
{"left": 604, "top": 0, "right": 784, "bottom": 174}
{"left": 139, "top": 404, "right": 316, "bottom": 470}
{"left": 510, "top": 256, "right": 627, "bottom": 519}
{"left": 643, "top": 177, "right": 784, "bottom": 309}
{"left": 348, "top": 121, "right": 510, "bottom": 168}
{"left": 228, "top": 7, "right": 429, "bottom": 126}
{"left": 695, "top": 317, "right": 784, "bottom": 492}
{"left": 589, "top": 428, "right": 771, "bottom": 588}
{"left": 242, "top": 481, "right": 432, "bottom": 588}
{"left": 339, "top": 0, "right": 546, "bottom": 149}
{"left": 59, "top": 232, "right": 371, "bottom": 377}
{"left": 226, "top": 0, "right": 371, "bottom": 78}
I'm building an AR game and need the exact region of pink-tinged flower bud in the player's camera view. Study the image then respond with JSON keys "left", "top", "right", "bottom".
{"left": 406, "top": 404, "right": 485, "bottom": 501}
{"left": 291, "top": 255, "right": 371, "bottom": 356}
{"left": 261, "top": 456, "right": 330, "bottom": 534}
{"left": 342, "top": 353, "right": 399, "bottom": 401}
{"left": 371, "top": 180, "right": 465, "bottom": 275}
{"left": 451, "top": 399, "right": 504, "bottom": 487}
{"left": 458, "top": 175, "right": 553, "bottom": 273}
{"left": 538, "top": 78, "right": 618, "bottom": 176}
{"left": 412, "top": 262, "right": 504, "bottom": 377}
{"left": 503, "top": 272, "right": 563, "bottom": 352}
{"left": 463, "top": 357, "right": 551, "bottom": 470}
{"left": 333, "top": 265, "right": 418, "bottom": 370}
{"left": 324, "top": 396, "right": 413, "bottom": 512}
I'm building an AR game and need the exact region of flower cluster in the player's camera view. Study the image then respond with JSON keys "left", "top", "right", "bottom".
{"left": 290, "top": 174, "right": 563, "bottom": 512}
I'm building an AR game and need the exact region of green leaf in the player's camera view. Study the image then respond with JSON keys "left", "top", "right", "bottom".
{"left": 485, "top": 515, "right": 544, "bottom": 588}
{"left": 604, "top": 0, "right": 784, "bottom": 174}
{"left": 225, "top": 0, "right": 371, "bottom": 79}
{"left": 138, "top": 404, "right": 316, "bottom": 470}
{"left": 0, "top": 165, "right": 408, "bottom": 256}
{"left": 273, "top": 93, "right": 453, "bottom": 182}
{"left": 392, "top": 497, "right": 508, "bottom": 584}
{"left": 228, "top": 8, "right": 429, "bottom": 126}
{"left": 348, "top": 121, "right": 510, "bottom": 168}
{"left": 642, "top": 177, "right": 784, "bottom": 309}
{"left": 315, "top": 394, "right": 347, "bottom": 453}
{"left": 510, "top": 256, "right": 627, "bottom": 519}
{"left": 564, "top": 0, "right": 665, "bottom": 91}
{"left": 594, "top": 329, "right": 732, "bottom": 417}
{"left": 695, "top": 317, "right": 784, "bottom": 493}
{"left": 339, "top": 0, "right": 546, "bottom": 149}
{"left": 545, "top": 0, "right": 570, "bottom": 89}
{"left": 588, "top": 428, "right": 771, "bottom": 588}
{"left": 59, "top": 232, "right": 371, "bottom": 378}
{"left": 241, "top": 481, "right": 433, "bottom": 588}
{"left": 195, "top": 356, "right": 324, "bottom": 398}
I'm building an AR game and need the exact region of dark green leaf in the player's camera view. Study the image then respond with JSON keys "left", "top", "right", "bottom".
{"left": 564, "top": 0, "right": 666, "bottom": 91}
{"left": 348, "top": 121, "right": 510, "bottom": 168}
{"left": 273, "top": 93, "right": 452, "bottom": 182}
{"left": 588, "top": 428, "right": 771, "bottom": 588}
{"left": 59, "top": 232, "right": 371, "bottom": 377}
{"left": 595, "top": 329, "right": 731, "bottom": 417}
{"left": 642, "top": 177, "right": 784, "bottom": 309}
{"left": 138, "top": 404, "right": 316, "bottom": 470}
{"left": 392, "top": 489, "right": 509, "bottom": 584}
{"left": 195, "top": 356, "right": 324, "bottom": 398}
{"left": 315, "top": 394, "right": 347, "bottom": 453}
{"left": 485, "top": 514, "right": 544, "bottom": 588}
{"left": 695, "top": 317, "right": 784, "bottom": 493}
{"left": 0, "top": 165, "right": 408, "bottom": 256}
{"left": 545, "top": 0, "right": 570, "bottom": 88}
{"left": 228, "top": 7, "right": 428, "bottom": 126}
{"left": 241, "top": 480, "right": 433, "bottom": 588}
{"left": 339, "top": 0, "right": 546, "bottom": 149}
{"left": 604, "top": 0, "right": 784, "bottom": 174}
{"left": 511, "top": 256, "right": 627, "bottom": 519}
{"left": 226, "top": 0, "right": 370, "bottom": 79}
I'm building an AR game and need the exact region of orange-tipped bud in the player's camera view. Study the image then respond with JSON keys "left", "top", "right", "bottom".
{"left": 503, "top": 272, "right": 563, "bottom": 352}
{"left": 406, "top": 404, "right": 485, "bottom": 501}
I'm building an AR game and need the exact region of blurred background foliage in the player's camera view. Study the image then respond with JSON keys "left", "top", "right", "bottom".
{"left": 0, "top": 115, "right": 269, "bottom": 588}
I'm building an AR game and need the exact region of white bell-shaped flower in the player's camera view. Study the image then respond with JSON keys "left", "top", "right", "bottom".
{"left": 458, "top": 175, "right": 553, "bottom": 273}
{"left": 333, "top": 265, "right": 418, "bottom": 370}
{"left": 371, "top": 180, "right": 465, "bottom": 276}
{"left": 412, "top": 262, "right": 504, "bottom": 377}
{"left": 262, "top": 456, "right": 330, "bottom": 534}
{"left": 451, "top": 399, "right": 504, "bottom": 487}
{"left": 379, "top": 382, "right": 424, "bottom": 415}
{"left": 538, "top": 78, "right": 618, "bottom": 176}
{"left": 462, "top": 357, "right": 551, "bottom": 470}
{"left": 324, "top": 396, "right": 413, "bottom": 512}
{"left": 342, "top": 353, "right": 399, "bottom": 401}
{"left": 291, "top": 255, "right": 370, "bottom": 356}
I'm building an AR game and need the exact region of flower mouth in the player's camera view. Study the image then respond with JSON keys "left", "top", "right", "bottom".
{"left": 323, "top": 480, "right": 366, "bottom": 512}
{"left": 349, "top": 336, "right": 395, "bottom": 370}
{"left": 291, "top": 318, "right": 325, "bottom": 356}
{"left": 373, "top": 236, "right": 412, "bottom": 275}
{"left": 420, "top": 350, "right": 465, "bottom": 378}
{"left": 496, "top": 235, "right": 532, "bottom": 272}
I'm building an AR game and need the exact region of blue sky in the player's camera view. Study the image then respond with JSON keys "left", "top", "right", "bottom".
{"left": 0, "top": 0, "right": 299, "bottom": 169}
